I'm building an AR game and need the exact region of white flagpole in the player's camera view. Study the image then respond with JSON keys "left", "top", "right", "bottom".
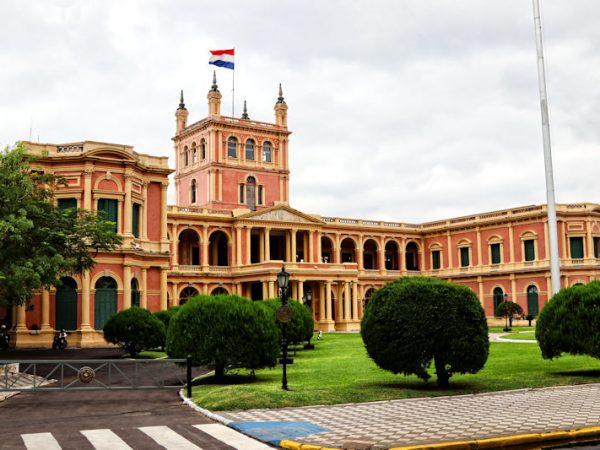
{"left": 533, "top": 0, "right": 561, "bottom": 296}
{"left": 232, "top": 48, "right": 235, "bottom": 117}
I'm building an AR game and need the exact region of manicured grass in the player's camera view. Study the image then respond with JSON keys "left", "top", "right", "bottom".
{"left": 137, "top": 350, "right": 167, "bottom": 359}
{"left": 191, "top": 333, "right": 600, "bottom": 411}
{"left": 500, "top": 331, "right": 537, "bottom": 341}
{"left": 488, "top": 325, "right": 535, "bottom": 333}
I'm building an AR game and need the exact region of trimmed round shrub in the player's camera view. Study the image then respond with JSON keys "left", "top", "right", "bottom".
{"left": 153, "top": 306, "right": 180, "bottom": 331}
{"left": 536, "top": 281, "right": 600, "bottom": 360}
{"left": 495, "top": 301, "right": 523, "bottom": 328}
{"left": 166, "top": 294, "right": 279, "bottom": 379}
{"left": 263, "top": 299, "right": 314, "bottom": 345}
{"left": 103, "top": 306, "right": 166, "bottom": 357}
{"left": 361, "top": 277, "right": 489, "bottom": 387}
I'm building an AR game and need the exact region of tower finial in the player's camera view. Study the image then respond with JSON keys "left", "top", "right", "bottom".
{"left": 211, "top": 70, "right": 219, "bottom": 92}
{"left": 241, "top": 100, "right": 249, "bottom": 119}
{"left": 178, "top": 90, "right": 186, "bottom": 110}
{"left": 277, "top": 83, "right": 285, "bottom": 104}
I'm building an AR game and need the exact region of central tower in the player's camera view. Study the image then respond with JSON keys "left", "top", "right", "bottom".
{"left": 173, "top": 73, "right": 291, "bottom": 212}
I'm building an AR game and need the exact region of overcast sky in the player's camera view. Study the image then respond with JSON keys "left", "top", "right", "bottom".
{"left": 1, "top": 1, "right": 598, "bottom": 223}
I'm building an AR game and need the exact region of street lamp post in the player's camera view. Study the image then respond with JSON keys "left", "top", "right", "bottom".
{"left": 276, "top": 266, "right": 291, "bottom": 391}
{"left": 503, "top": 293, "right": 510, "bottom": 332}
{"left": 302, "top": 289, "right": 314, "bottom": 350}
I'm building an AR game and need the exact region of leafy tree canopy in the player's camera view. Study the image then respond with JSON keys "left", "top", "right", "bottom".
{"left": 0, "top": 143, "right": 121, "bottom": 307}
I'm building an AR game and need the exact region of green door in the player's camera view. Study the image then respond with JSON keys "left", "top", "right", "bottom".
{"left": 56, "top": 278, "right": 77, "bottom": 330}
{"left": 94, "top": 277, "right": 117, "bottom": 330}
{"left": 527, "top": 286, "right": 539, "bottom": 316}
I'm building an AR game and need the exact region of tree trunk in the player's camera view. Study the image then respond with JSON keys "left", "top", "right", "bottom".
{"left": 214, "top": 362, "right": 225, "bottom": 380}
{"left": 434, "top": 354, "right": 450, "bottom": 388}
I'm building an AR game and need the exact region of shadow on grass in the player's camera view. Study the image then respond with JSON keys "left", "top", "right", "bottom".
{"left": 195, "top": 372, "right": 278, "bottom": 386}
{"left": 550, "top": 369, "right": 600, "bottom": 378}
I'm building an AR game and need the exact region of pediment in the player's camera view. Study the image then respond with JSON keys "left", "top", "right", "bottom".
{"left": 239, "top": 205, "right": 323, "bottom": 224}
{"left": 86, "top": 148, "right": 137, "bottom": 162}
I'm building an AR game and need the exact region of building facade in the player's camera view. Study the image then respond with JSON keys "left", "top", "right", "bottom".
{"left": 3, "top": 75, "right": 600, "bottom": 347}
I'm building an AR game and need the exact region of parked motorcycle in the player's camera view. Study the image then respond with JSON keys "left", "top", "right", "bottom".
{"left": 0, "top": 325, "right": 9, "bottom": 350}
{"left": 52, "top": 329, "right": 68, "bottom": 350}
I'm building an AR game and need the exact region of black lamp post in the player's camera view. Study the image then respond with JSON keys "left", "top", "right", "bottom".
{"left": 303, "top": 289, "right": 314, "bottom": 350}
{"left": 503, "top": 293, "right": 510, "bottom": 332}
{"left": 276, "top": 266, "right": 291, "bottom": 391}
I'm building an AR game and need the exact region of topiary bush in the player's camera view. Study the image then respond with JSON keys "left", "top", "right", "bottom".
{"left": 361, "top": 277, "right": 489, "bottom": 387}
{"left": 166, "top": 294, "right": 279, "bottom": 380}
{"left": 103, "top": 306, "right": 166, "bottom": 357}
{"left": 263, "top": 299, "right": 314, "bottom": 345}
{"left": 536, "top": 281, "right": 600, "bottom": 360}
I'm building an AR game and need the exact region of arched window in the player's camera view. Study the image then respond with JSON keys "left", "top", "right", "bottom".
{"left": 363, "top": 239, "right": 378, "bottom": 270}
{"left": 340, "top": 238, "right": 356, "bottom": 263}
{"left": 209, "top": 230, "right": 229, "bottom": 266}
{"left": 179, "top": 286, "right": 199, "bottom": 305}
{"left": 385, "top": 240, "right": 399, "bottom": 270}
{"left": 200, "top": 139, "right": 206, "bottom": 160}
{"left": 246, "top": 176, "right": 256, "bottom": 211}
{"left": 405, "top": 242, "right": 419, "bottom": 270}
{"left": 190, "top": 179, "right": 197, "bottom": 204}
{"left": 131, "top": 278, "right": 140, "bottom": 307}
{"left": 245, "top": 139, "right": 255, "bottom": 160}
{"left": 227, "top": 137, "right": 238, "bottom": 158}
{"left": 526, "top": 285, "right": 539, "bottom": 316}
{"left": 192, "top": 142, "right": 197, "bottom": 164}
{"left": 321, "top": 236, "right": 333, "bottom": 263}
{"left": 211, "top": 287, "right": 228, "bottom": 295}
{"left": 262, "top": 141, "right": 272, "bottom": 162}
{"left": 493, "top": 287, "right": 505, "bottom": 315}
{"left": 183, "top": 146, "right": 189, "bottom": 166}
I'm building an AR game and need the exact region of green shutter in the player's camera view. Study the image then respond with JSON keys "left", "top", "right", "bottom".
{"left": 432, "top": 250, "right": 440, "bottom": 270}
{"left": 55, "top": 285, "right": 77, "bottom": 330}
{"left": 460, "top": 247, "right": 470, "bottom": 267}
{"left": 58, "top": 198, "right": 77, "bottom": 210}
{"left": 98, "top": 199, "right": 118, "bottom": 233}
{"left": 570, "top": 237, "right": 584, "bottom": 259}
{"left": 524, "top": 240, "right": 535, "bottom": 261}
{"left": 132, "top": 203, "right": 140, "bottom": 238}
{"left": 491, "top": 243, "right": 501, "bottom": 264}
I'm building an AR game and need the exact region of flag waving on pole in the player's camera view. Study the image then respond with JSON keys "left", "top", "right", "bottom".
{"left": 209, "top": 49, "right": 235, "bottom": 70}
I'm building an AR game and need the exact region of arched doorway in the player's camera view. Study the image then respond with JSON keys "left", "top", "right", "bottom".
{"left": 209, "top": 231, "right": 229, "bottom": 266}
{"left": 131, "top": 278, "right": 140, "bottom": 307}
{"left": 178, "top": 229, "right": 200, "bottom": 266}
{"left": 363, "top": 239, "right": 378, "bottom": 270}
{"left": 363, "top": 288, "right": 376, "bottom": 310}
{"left": 493, "top": 287, "right": 505, "bottom": 315}
{"left": 405, "top": 242, "right": 419, "bottom": 270}
{"left": 385, "top": 241, "right": 399, "bottom": 270}
{"left": 527, "top": 285, "right": 539, "bottom": 316}
{"left": 321, "top": 236, "right": 333, "bottom": 263}
{"left": 340, "top": 237, "right": 356, "bottom": 263}
{"left": 56, "top": 277, "right": 77, "bottom": 331}
{"left": 94, "top": 276, "right": 117, "bottom": 330}
{"left": 179, "top": 286, "right": 199, "bottom": 305}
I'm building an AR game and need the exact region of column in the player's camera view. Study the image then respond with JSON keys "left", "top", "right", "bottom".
{"left": 170, "top": 282, "right": 178, "bottom": 308}
{"left": 544, "top": 221, "right": 550, "bottom": 262}
{"left": 16, "top": 305, "right": 27, "bottom": 331}
{"left": 160, "top": 182, "right": 168, "bottom": 244}
{"left": 259, "top": 228, "right": 265, "bottom": 262}
{"left": 561, "top": 221, "right": 567, "bottom": 259}
{"left": 308, "top": 230, "right": 315, "bottom": 263}
{"left": 264, "top": 228, "right": 271, "bottom": 261}
{"left": 510, "top": 275, "right": 517, "bottom": 303}
{"left": 401, "top": 237, "right": 408, "bottom": 274}
{"left": 546, "top": 274, "right": 552, "bottom": 299}
{"left": 41, "top": 290, "right": 51, "bottom": 330}
{"left": 298, "top": 281, "right": 304, "bottom": 303}
{"left": 141, "top": 268, "right": 148, "bottom": 309}
{"left": 476, "top": 227, "right": 482, "bottom": 266}
{"left": 246, "top": 227, "right": 252, "bottom": 265}
{"left": 446, "top": 232, "right": 452, "bottom": 269}
{"left": 344, "top": 282, "right": 351, "bottom": 321}
{"left": 268, "top": 281, "right": 276, "bottom": 299}
{"left": 201, "top": 225, "right": 209, "bottom": 269}
{"left": 352, "top": 282, "right": 359, "bottom": 321}
{"left": 83, "top": 168, "right": 93, "bottom": 210}
{"left": 291, "top": 229, "right": 297, "bottom": 262}
{"left": 357, "top": 236, "right": 363, "bottom": 270}
{"left": 142, "top": 182, "right": 149, "bottom": 240}
{"left": 291, "top": 281, "right": 298, "bottom": 300}
{"left": 508, "top": 224, "right": 515, "bottom": 263}
{"left": 319, "top": 283, "right": 326, "bottom": 320}
{"left": 317, "top": 233, "right": 322, "bottom": 263}
{"left": 336, "top": 282, "right": 343, "bottom": 321}
{"left": 123, "top": 265, "right": 132, "bottom": 309}
{"left": 325, "top": 281, "right": 332, "bottom": 321}
{"left": 379, "top": 238, "right": 385, "bottom": 273}
{"left": 172, "top": 225, "right": 179, "bottom": 268}
{"left": 124, "top": 173, "right": 132, "bottom": 236}
{"left": 334, "top": 233, "right": 340, "bottom": 263}
{"left": 160, "top": 269, "right": 168, "bottom": 310}
{"left": 81, "top": 271, "right": 92, "bottom": 330}
{"left": 235, "top": 226, "right": 242, "bottom": 266}
{"left": 478, "top": 276, "right": 484, "bottom": 307}
{"left": 285, "top": 231, "right": 291, "bottom": 262}
{"left": 263, "top": 281, "right": 268, "bottom": 299}
{"left": 586, "top": 220, "right": 594, "bottom": 261}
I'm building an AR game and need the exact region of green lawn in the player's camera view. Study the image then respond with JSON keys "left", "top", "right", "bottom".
{"left": 488, "top": 326, "right": 535, "bottom": 333}
{"left": 137, "top": 350, "right": 167, "bottom": 359}
{"left": 191, "top": 333, "right": 600, "bottom": 411}
{"left": 500, "top": 331, "right": 537, "bottom": 341}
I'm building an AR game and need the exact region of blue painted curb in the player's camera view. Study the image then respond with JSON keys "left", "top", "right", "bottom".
{"left": 230, "top": 420, "right": 329, "bottom": 446}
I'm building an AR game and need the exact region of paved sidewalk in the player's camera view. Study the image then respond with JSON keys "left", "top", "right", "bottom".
{"left": 218, "top": 383, "right": 600, "bottom": 449}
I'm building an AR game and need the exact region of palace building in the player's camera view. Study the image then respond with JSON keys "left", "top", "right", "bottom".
{"left": 4, "top": 74, "right": 600, "bottom": 348}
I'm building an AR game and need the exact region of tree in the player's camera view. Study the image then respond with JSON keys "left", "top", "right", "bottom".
{"left": 495, "top": 300, "right": 524, "bottom": 330}
{"left": 536, "top": 281, "right": 600, "bottom": 360}
{"left": 166, "top": 295, "right": 279, "bottom": 380}
{"left": 361, "top": 277, "right": 489, "bottom": 388}
{"left": 0, "top": 143, "right": 121, "bottom": 308}
{"left": 103, "top": 307, "right": 166, "bottom": 357}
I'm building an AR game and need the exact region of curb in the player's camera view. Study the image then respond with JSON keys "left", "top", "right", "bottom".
{"left": 280, "top": 426, "right": 600, "bottom": 450}
{"left": 178, "top": 388, "right": 232, "bottom": 425}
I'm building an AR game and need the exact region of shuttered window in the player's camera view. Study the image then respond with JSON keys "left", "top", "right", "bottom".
{"left": 490, "top": 243, "right": 501, "bottom": 264}
{"left": 460, "top": 247, "right": 470, "bottom": 267}
{"left": 98, "top": 199, "right": 118, "bottom": 233}
{"left": 524, "top": 240, "right": 535, "bottom": 261}
{"left": 132, "top": 203, "right": 140, "bottom": 238}
{"left": 58, "top": 198, "right": 77, "bottom": 210}
{"left": 431, "top": 250, "right": 441, "bottom": 270}
{"left": 569, "top": 237, "right": 584, "bottom": 259}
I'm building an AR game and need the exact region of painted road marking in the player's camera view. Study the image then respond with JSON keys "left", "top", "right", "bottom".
{"left": 21, "top": 432, "right": 61, "bottom": 450}
{"left": 139, "top": 425, "right": 202, "bottom": 449}
{"left": 81, "top": 429, "right": 133, "bottom": 449}
{"left": 194, "top": 423, "right": 273, "bottom": 449}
